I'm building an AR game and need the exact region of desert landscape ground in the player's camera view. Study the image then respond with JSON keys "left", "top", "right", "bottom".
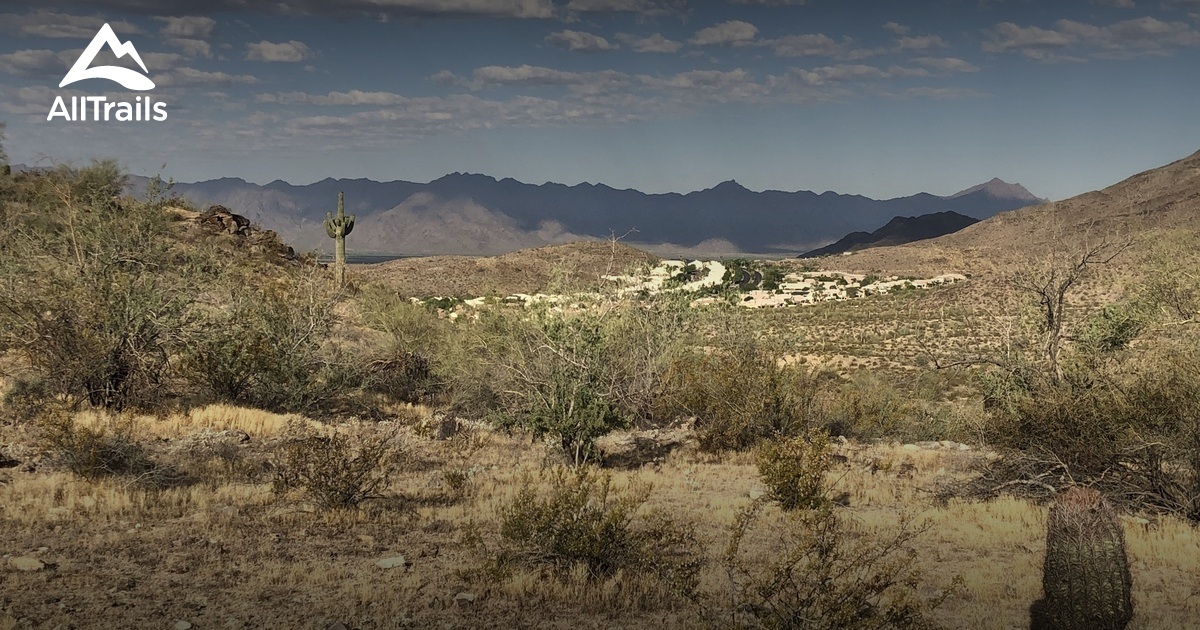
{"left": 1, "top": 150, "right": 1199, "bottom": 630}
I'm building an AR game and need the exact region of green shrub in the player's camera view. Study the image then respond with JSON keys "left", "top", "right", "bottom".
{"left": 182, "top": 271, "right": 363, "bottom": 414}
{"left": 272, "top": 430, "right": 403, "bottom": 510}
{"left": 493, "top": 466, "right": 702, "bottom": 596}
{"left": 482, "top": 298, "right": 691, "bottom": 465}
{"left": 755, "top": 431, "right": 832, "bottom": 511}
{"left": 0, "top": 162, "right": 192, "bottom": 411}
{"left": 665, "top": 344, "right": 818, "bottom": 452}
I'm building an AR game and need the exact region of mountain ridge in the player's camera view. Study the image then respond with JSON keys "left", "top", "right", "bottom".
{"left": 801, "top": 211, "right": 980, "bottom": 258}
{"left": 125, "top": 171, "right": 1042, "bottom": 257}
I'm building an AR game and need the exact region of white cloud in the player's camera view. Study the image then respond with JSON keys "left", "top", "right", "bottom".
{"left": 0, "top": 10, "right": 141, "bottom": 39}
{"left": 0, "top": 49, "right": 68, "bottom": 78}
{"left": 903, "top": 86, "right": 988, "bottom": 99}
{"left": 564, "top": 0, "right": 685, "bottom": 15}
{"left": 768, "top": 33, "right": 851, "bottom": 57}
{"left": 912, "top": 56, "right": 980, "bottom": 73}
{"left": 157, "top": 16, "right": 215, "bottom": 57}
{"left": 616, "top": 33, "right": 683, "bottom": 53}
{"left": 985, "top": 17, "right": 1200, "bottom": 60}
{"left": 545, "top": 29, "right": 618, "bottom": 52}
{"left": 690, "top": 20, "right": 759, "bottom": 47}
{"left": 157, "top": 67, "right": 259, "bottom": 86}
{"left": 246, "top": 40, "right": 314, "bottom": 62}
{"left": 897, "top": 35, "right": 948, "bottom": 51}
{"left": 883, "top": 22, "right": 910, "bottom": 35}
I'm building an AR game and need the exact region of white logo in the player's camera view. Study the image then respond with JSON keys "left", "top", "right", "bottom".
{"left": 60, "top": 23, "right": 155, "bottom": 91}
{"left": 46, "top": 22, "right": 167, "bottom": 122}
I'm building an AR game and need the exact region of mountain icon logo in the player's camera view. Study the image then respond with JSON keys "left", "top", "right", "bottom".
{"left": 60, "top": 23, "right": 155, "bottom": 91}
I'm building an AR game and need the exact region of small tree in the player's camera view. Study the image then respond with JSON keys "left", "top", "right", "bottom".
{"left": 1008, "top": 235, "right": 1130, "bottom": 380}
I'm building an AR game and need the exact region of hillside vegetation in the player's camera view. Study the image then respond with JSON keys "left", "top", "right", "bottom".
{"left": 1, "top": 156, "right": 1199, "bottom": 629}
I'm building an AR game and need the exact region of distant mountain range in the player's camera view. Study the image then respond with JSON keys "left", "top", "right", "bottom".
{"left": 801, "top": 211, "right": 980, "bottom": 257}
{"left": 126, "top": 172, "right": 1045, "bottom": 256}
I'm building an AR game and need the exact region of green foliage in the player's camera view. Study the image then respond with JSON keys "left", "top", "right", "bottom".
{"left": 1030, "top": 486, "right": 1133, "bottom": 630}
{"left": 761, "top": 266, "right": 785, "bottom": 291}
{"left": 716, "top": 503, "right": 954, "bottom": 630}
{"left": 665, "top": 343, "right": 818, "bottom": 452}
{"left": 272, "top": 430, "right": 402, "bottom": 510}
{"left": 483, "top": 298, "right": 691, "bottom": 465}
{"left": 1075, "top": 303, "right": 1147, "bottom": 354}
{"left": 493, "top": 466, "right": 703, "bottom": 596}
{"left": 0, "top": 161, "right": 191, "bottom": 410}
{"left": 181, "top": 271, "right": 361, "bottom": 414}
{"left": 755, "top": 430, "right": 832, "bottom": 511}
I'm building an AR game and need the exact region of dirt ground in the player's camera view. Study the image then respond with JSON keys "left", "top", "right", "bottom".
{"left": 1, "top": 405, "right": 1197, "bottom": 630}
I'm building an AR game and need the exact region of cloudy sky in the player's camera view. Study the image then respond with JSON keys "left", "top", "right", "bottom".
{"left": 1, "top": 0, "right": 1199, "bottom": 200}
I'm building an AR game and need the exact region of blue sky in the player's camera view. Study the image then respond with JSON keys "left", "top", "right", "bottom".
{"left": 1, "top": 0, "right": 1199, "bottom": 200}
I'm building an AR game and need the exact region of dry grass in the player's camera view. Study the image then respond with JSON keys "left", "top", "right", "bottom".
{"left": 359, "top": 240, "right": 658, "bottom": 298}
{"left": 2, "top": 415, "right": 1197, "bottom": 629}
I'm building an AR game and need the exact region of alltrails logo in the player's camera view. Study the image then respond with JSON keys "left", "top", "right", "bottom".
{"left": 47, "top": 23, "right": 168, "bottom": 122}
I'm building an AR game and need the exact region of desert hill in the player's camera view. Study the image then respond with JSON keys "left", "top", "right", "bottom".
{"left": 361, "top": 240, "right": 658, "bottom": 298}
{"left": 813, "top": 149, "right": 1200, "bottom": 279}
{"left": 801, "top": 211, "right": 980, "bottom": 257}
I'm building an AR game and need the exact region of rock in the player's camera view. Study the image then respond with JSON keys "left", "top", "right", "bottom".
{"left": 81, "top": 497, "right": 97, "bottom": 508}
{"left": 453, "top": 592, "right": 476, "bottom": 607}
{"left": 901, "top": 444, "right": 920, "bottom": 451}
{"left": 375, "top": 555, "right": 407, "bottom": 570}
{"left": 325, "top": 622, "right": 349, "bottom": 630}
{"left": 200, "top": 205, "right": 251, "bottom": 236}
{"left": 596, "top": 423, "right": 694, "bottom": 469}
{"left": 10, "top": 557, "right": 44, "bottom": 572}
{"left": 174, "top": 621, "right": 193, "bottom": 630}
{"left": 748, "top": 488, "right": 765, "bottom": 500}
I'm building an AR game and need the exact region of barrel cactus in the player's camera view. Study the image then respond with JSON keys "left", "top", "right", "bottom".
{"left": 323, "top": 191, "right": 355, "bottom": 288}
{"left": 1030, "top": 486, "right": 1133, "bottom": 630}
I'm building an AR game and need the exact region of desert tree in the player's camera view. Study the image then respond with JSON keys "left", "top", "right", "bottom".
{"left": 1007, "top": 230, "right": 1131, "bottom": 381}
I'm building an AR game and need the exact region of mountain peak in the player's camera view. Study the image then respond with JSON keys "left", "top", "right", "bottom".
{"left": 710, "top": 179, "right": 749, "bottom": 193}
{"left": 949, "top": 178, "right": 1044, "bottom": 203}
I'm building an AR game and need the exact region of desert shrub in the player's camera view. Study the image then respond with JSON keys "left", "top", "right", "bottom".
{"left": 493, "top": 466, "right": 703, "bottom": 597}
{"left": 482, "top": 297, "right": 691, "bottom": 465}
{"left": 40, "top": 413, "right": 159, "bottom": 482}
{"left": 0, "top": 162, "right": 192, "bottom": 410}
{"left": 181, "top": 270, "right": 364, "bottom": 414}
{"left": 755, "top": 430, "right": 832, "bottom": 511}
{"left": 713, "top": 503, "right": 955, "bottom": 630}
{"left": 816, "top": 374, "right": 960, "bottom": 442}
{"left": 665, "top": 343, "right": 818, "bottom": 452}
{"left": 271, "top": 430, "right": 403, "bottom": 510}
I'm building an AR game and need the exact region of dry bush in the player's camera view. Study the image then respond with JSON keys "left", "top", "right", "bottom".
{"left": 39, "top": 412, "right": 167, "bottom": 485}
{"left": 665, "top": 343, "right": 819, "bottom": 452}
{"left": 755, "top": 430, "right": 832, "bottom": 511}
{"left": 181, "top": 269, "right": 365, "bottom": 415}
{"left": 479, "top": 297, "right": 693, "bottom": 465}
{"left": 0, "top": 162, "right": 191, "bottom": 411}
{"left": 711, "top": 503, "right": 956, "bottom": 630}
{"left": 271, "top": 430, "right": 404, "bottom": 510}
{"left": 491, "top": 466, "right": 703, "bottom": 598}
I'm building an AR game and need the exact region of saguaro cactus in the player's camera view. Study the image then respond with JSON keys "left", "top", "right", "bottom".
{"left": 323, "top": 191, "right": 355, "bottom": 288}
{"left": 1030, "top": 486, "right": 1133, "bottom": 630}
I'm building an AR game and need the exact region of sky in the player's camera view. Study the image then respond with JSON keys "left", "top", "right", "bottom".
{"left": 1, "top": 0, "right": 1199, "bottom": 201}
